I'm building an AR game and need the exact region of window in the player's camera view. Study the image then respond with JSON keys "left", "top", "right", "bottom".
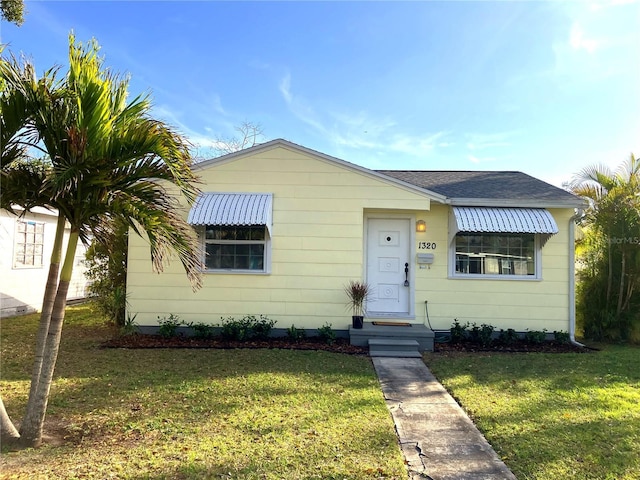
{"left": 14, "top": 220, "right": 45, "bottom": 268}
{"left": 204, "top": 225, "right": 267, "bottom": 271}
{"left": 454, "top": 233, "right": 537, "bottom": 277}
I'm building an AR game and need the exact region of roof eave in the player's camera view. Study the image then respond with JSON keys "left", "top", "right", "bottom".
{"left": 448, "top": 197, "right": 588, "bottom": 209}
{"left": 6, "top": 205, "right": 59, "bottom": 217}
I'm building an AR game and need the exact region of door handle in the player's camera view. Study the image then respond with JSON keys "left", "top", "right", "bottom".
{"left": 404, "top": 262, "right": 409, "bottom": 287}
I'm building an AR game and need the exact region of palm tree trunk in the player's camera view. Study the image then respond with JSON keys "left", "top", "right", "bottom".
{"left": 616, "top": 247, "right": 626, "bottom": 317}
{"left": 19, "top": 230, "right": 78, "bottom": 448}
{"left": 606, "top": 234, "right": 613, "bottom": 308}
{"left": 622, "top": 276, "right": 635, "bottom": 313}
{"left": 0, "top": 395, "right": 20, "bottom": 445}
{"left": 20, "top": 213, "right": 65, "bottom": 436}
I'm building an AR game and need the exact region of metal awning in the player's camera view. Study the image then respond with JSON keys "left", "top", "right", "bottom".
{"left": 188, "top": 193, "right": 273, "bottom": 233}
{"left": 450, "top": 207, "right": 558, "bottom": 245}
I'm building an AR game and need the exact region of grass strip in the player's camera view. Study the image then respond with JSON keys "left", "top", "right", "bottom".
{"left": 1, "top": 304, "right": 406, "bottom": 479}
{"left": 424, "top": 347, "right": 640, "bottom": 480}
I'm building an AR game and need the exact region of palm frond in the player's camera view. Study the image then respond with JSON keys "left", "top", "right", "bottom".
{"left": 2, "top": 34, "right": 203, "bottom": 290}
{"left": 0, "top": 159, "right": 54, "bottom": 212}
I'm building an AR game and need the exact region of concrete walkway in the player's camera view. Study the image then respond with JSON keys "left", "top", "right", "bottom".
{"left": 372, "top": 357, "right": 517, "bottom": 480}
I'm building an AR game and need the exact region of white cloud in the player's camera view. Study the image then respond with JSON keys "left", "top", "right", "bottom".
{"left": 330, "top": 123, "right": 450, "bottom": 159}
{"left": 152, "top": 104, "right": 220, "bottom": 153}
{"left": 387, "top": 132, "right": 449, "bottom": 157}
{"left": 279, "top": 72, "right": 332, "bottom": 137}
{"left": 569, "top": 23, "right": 600, "bottom": 53}
{"left": 589, "top": 0, "right": 638, "bottom": 12}
{"left": 210, "top": 94, "right": 227, "bottom": 116}
{"left": 549, "top": 1, "right": 639, "bottom": 83}
{"left": 465, "top": 131, "right": 517, "bottom": 151}
{"left": 533, "top": 144, "right": 640, "bottom": 188}
{"left": 279, "top": 72, "right": 451, "bottom": 160}
{"left": 467, "top": 154, "right": 497, "bottom": 165}
{"left": 467, "top": 141, "right": 511, "bottom": 151}
{"left": 497, "top": 102, "right": 521, "bottom": 114}
{"left": 279, "top": 73, "right": 293, "bottom": 104}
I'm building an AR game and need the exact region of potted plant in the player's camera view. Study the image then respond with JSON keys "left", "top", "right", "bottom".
{"left": 345, "top": 280, "right": 370, "bottom": 329}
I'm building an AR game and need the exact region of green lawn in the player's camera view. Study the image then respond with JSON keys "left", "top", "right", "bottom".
{"left": 0, "top": 305, "right": 406, "bottom": 479}
{"left": 424, "top": 346, "right": 640, "bottom": 480}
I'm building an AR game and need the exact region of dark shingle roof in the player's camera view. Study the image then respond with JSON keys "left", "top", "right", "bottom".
{"left": 198, "top": 139, "right": 582, "bottom": 206}
{"left": 376, "top": 170, "right": 580, "bottom": 203}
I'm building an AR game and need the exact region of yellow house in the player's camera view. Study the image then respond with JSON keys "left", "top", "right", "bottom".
{"left": 126, "top": 139, "right": 585, "bottom": 351}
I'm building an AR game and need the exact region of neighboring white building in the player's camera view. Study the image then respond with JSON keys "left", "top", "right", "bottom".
{"left": 0, "top": 207, "right": 90, "bottom": 318}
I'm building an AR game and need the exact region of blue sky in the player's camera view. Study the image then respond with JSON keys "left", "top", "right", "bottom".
{"left": 2, "top": 1, "right": 638, "bottom": 187}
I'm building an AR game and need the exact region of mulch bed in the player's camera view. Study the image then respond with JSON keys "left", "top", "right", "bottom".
{"left": 102, "top": 334, "right": 592, "bottom": 354}
{"left": 434, "top": 340, "right": 593, "bottom": 354}
{"left": 101, "top": 334, "right": 369, "bottom": 355}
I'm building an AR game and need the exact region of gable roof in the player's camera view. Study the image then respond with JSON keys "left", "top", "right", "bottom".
{"left": 196, "top": 139, "right": 584, "bottom": 208}
{"left": 194, "top": 139, "right": 447, "bottom": 202}
{"left": 376, "top": 170, "right": 584, "bottom": 208}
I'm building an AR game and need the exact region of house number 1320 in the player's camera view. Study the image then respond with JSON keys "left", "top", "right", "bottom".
{"left": 418, "top": 242, "right": 436, "bottom": 250}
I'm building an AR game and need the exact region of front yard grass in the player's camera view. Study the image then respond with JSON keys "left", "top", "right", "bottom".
{"left": 424, "top": 346, "right": 640, "bottom": 480}
{"left": 1, "top": 304, "right": 406, "bottom": 479}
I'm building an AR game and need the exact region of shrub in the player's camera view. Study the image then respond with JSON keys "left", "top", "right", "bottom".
{"left": 287, "top": 325, "right": 307, "bottom": 342}
{"left": 119, "top": 313, "right": 138, "bottom": 337}
{"left": 219, "top": 316, "right": 252, "bottom": 341}
{"left": 317, "top": 323, "right": 336, "bottom": 345}
{"left": 468, "top": 322, "right": 480, "bottom": 343}
{"left": 478, "top": 323, "right": 495, "bottom": 347}
{"left": 250, "top": 315, "right": 277, "bottom": 340}
{"left": 467, "top": 323, "right": 495, "bottom": 347}
{"left": 574, "top": 205, "right": 640, "bottom": 343}
{"left": 525, "top": 329, "right": 547, "bottom": 345}
{"left": 191, "top": 322, "right": 216, "bottom": 339}
{"left": 553, "top": 330, "right": 571, "bottom": 344}
{"left": 450, "top": 319, "right": 468, "bottom": 343}
{"left": 157, "top": 314, "right": 183, "bottom": 338}
{"left": 85, "top": 217, "right": 129, "bottom": 326}
{"left": 498, "top": 328, "right": 519, "bottom": 345}
{"left": 219, "top": 315, "right": 277, "bottom": 341}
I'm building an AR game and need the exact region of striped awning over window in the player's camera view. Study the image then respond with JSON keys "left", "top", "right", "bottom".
{"left": 188, "top": 193, "right": 273, "bottom": 233}
{"left": 451, "top": 207, "right": 558, "bottom": 245}
{"left": 453, "top": 207, "right": 558, "bottom": 234}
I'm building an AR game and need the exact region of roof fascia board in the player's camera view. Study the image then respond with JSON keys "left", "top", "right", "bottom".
{"left": 448, "top": 197, "right": 587, "bottom": 209}
{"left": 195, "top": 139, "right": 448, "bottom": 203}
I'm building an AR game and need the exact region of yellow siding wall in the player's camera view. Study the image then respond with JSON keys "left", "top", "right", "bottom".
{"left": 127, "top": 144, "right": 574, "bottom": 333}
{"left": 414, "top": 206, "right": 573, "bottom": 332}
{"left": 127, "top": 145, "right": 432, "bottom": 329}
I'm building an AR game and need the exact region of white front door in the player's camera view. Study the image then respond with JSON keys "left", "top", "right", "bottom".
{"left": 366, "top": 218, "right": 412, "bottom": 316}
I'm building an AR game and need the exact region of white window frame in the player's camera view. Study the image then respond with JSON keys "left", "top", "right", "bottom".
{"left": 201, "top": 225, "right": 271, "bottom": 274}
{"left": 14, "top": 219, "right": 45, "bottom": 269}
{"left": 449, "top": 232, "right": 541, "bottom": 281}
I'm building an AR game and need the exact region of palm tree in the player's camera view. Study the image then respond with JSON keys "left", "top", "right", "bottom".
{"left": 1, "top": 56, "right": 68, "bottom": 445}
{"left": 569, "top": 154, "right": 640, "bottom": 340}
{"left": 0, "top": 34, "right": 203, "bottom": 447}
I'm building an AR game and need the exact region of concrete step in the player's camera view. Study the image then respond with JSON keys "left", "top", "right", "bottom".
{"left": 369, "top": 350, "right": 422, "bottom": 358}
{"left": 369, "top": 338, "right": 421, "bottom": 358}
{"left": 369, "top": 338, "right": 420, "bottom": 349}
{"left": 350, "top": 323, "right": 435, "bottom": 352}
